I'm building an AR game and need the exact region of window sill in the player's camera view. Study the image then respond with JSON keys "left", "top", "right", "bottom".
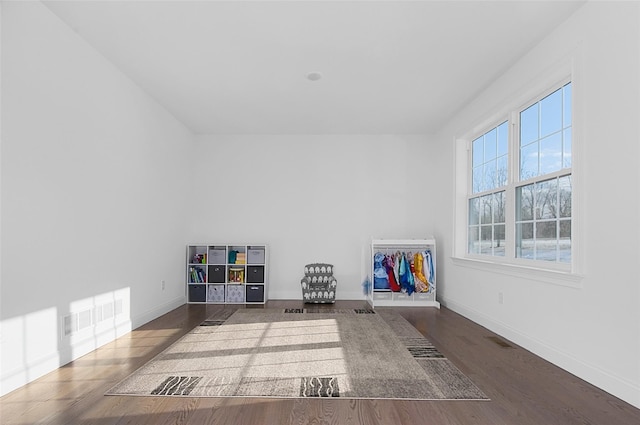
{"left": 450, "top": 256, "right": 584, "bottom": 288}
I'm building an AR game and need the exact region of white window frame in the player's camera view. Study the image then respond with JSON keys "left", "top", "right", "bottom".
{"left": 453, "top": 60, "right": 584, "bottom": 288}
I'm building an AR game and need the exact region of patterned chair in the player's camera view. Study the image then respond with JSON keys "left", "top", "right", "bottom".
{"left": 301, "top": 263, "right": 337, "bottom": 303}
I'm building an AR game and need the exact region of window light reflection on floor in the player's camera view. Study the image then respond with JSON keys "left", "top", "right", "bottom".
{"left": 160, "top": 318, "right": 351, "bottom": 393}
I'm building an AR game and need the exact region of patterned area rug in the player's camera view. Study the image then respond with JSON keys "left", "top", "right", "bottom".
{"left": 106, "top": 308, "right": 488, "bottom": 400}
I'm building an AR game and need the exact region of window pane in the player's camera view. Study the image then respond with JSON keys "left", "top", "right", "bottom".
{"left": 563, "top": 128, "right": 572, "bottom": 168}
{"left": 468, "top": 226, "right": 479, "bottom": 254}
{"left": 559, "top": 175, "right": 572, "bottom": 218}
{"left": 484, "top": 128, "right": 497, "bottom": 161}
{"left": 540, "top": 88, "right": 562, "bottom": 137}
{"left": 563, "top": 83, "right": 572, "bottom": 128}
{"left": 540, "top": 132, "right": 563, "bottom": 174}
{"left": 520, "top": 142, "right": 538, "bottom": 180}
{"left": 536, "top": 178, "right": 558, "bottom": 220}
{"left": 494, "top": 224, "right": 506, "bottom": 257}
{"left": 559, "top": 219, "right": 571, "bottom": 238}
{"left": 520, "top": 104, "right": 539, "bottom": 146}
{"left": 535, "top": 221, "right": 558, "bottom": 261}
{"left": 481, "top": 195, "right": 492, "bottom": 224}
{"left": 516, "top": 184, "right": 534, "bottom": 221}
{"left": 496, "top": 155, "right": 508, "bottom": 187}
{"left": 472, "top": 122, "right": 508, "bottom": 194}
{"left": 497, "top": 121, "right": 508, "bottom": 156}
{"left": 536, "top": 221, "right": 557, "bottom": 239}
{"left": 559, "top": 219, "right": 571, "bottom": 263}
{"left": 516, "top": 222, "right": 534, "bottom": 259}
{"left": 480, "top": 226, "right": 493, "bottom": 254}
{"left": 494, "top": 191, "right": 505, "bottom": 223}
{"left": 484, "top": 159, "right": 497, "bottom": 190}
{"left": 472, "top": 137, "right": 483, "bottom": 168}
{"left": 469, "top": 197, "right": 480, "bottom": 225}
{"left": 472, "top": 166, "right": 483, "bottom": 193}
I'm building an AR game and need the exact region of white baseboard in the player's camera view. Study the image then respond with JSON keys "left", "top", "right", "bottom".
{"left": 440, "top": 296, "right": 640, "bottom": 409}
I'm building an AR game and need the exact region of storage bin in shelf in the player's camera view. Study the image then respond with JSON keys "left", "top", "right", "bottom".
{"left": 207, "top": 265, "right": 225, "bottom": 283}
{"left": 188, "top": 284, "right": 206, "bottom": 303}
{"left": 207, "top": 284, "right": 225, "bottom": 303}
{"left": 368, "top": 238, "right": 439, "bottom": 308}
{"left": 245, "top": 284, "right": 265, "bottom": 303}
{"left": 246, "top": 265, "right": 265, "bottom": 283}
{"left": 372, "top": 291, "right": 392, "bottom": 301}
{"left": 208, "top": 246, "right": 227, "bottom": 265}
{"left": 247, "top": 246, "right": 266, "bottom": 264}
{"left": 226, "top": 284, "right": 245, "bottom": 303}
{"left": 396, "top": 292, "right": 413, "bottom": 301}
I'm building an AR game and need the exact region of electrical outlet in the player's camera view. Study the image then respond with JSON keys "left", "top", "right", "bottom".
{"left": 161, "top": 280, "right": 166, "bottom": 290}
{"left": 498, "top": 292, "right": 504, "bottom": 304}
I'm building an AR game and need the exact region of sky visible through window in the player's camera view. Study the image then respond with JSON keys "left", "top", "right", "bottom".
{"left": 472, "top": 121, "right": 508, "bottom": 193}
{"left": 520, "top": 83, "right": 572, "bottom": 179}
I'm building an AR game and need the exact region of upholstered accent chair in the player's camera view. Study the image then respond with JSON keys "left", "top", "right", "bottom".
{"left": 301, "top": 263, "right": 337, "bottom": 303}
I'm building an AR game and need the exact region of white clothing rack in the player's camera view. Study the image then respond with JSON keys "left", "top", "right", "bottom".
{"left": 367, "top": 238, "right": 440, "bottom": 308}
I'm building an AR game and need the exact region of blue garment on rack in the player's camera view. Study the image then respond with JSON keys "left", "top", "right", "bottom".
{"left": 373, "top": 252, "right": 389, "bottom": 289}
{"left": 398, "top": 253, "right": 408, "bottom": 285}
{"left": 405, "top": 254, "right": 415, "bottom": 295}
{"left": 424, "top": 249, "right": 435, "bottom": 289}
{"left": 398, "top": 253, "right": 414, "bottom": 295}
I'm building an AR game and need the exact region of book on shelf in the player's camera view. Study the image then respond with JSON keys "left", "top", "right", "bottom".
{"left": 189, "top": 267, "right": 205, "bottom": 283}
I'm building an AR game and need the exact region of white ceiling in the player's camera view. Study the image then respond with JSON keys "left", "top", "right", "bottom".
{"left": 43, "top": 0, "right": 585, "bottom": 135}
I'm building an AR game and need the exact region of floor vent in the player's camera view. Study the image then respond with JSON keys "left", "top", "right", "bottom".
{"left": 486, "top": 336, "right": 515, "bottom": 348}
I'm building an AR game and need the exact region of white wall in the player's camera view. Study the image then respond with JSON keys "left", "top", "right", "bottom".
{"left": 431, "top": 2, "right": 640, "bottom": 408}
{"left": 190, "top": 134, "right": 435, "bottom": 300}
{"left": 0, "top": 2, "right": 192, "bottom": 396}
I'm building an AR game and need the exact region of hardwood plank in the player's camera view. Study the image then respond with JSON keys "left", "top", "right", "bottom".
{"left": 1, "top": 301, "right": 639, "bottom": 425}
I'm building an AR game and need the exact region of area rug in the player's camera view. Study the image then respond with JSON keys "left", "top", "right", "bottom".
{"left": 106, "top": 308, "right": 488, "bottom": 400}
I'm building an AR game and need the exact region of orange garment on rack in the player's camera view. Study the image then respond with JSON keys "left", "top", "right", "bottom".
{"left": 413, "top": 252, "right": 429, "bottom": 292}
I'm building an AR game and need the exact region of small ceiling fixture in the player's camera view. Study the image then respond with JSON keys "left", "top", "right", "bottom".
{"left": 306, "top": 72, "right": 322, "bottom": 81}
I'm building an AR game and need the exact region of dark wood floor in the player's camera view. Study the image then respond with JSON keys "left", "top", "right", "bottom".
{"left": 1, "top": 300, "right": 639, "bottom": 425}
